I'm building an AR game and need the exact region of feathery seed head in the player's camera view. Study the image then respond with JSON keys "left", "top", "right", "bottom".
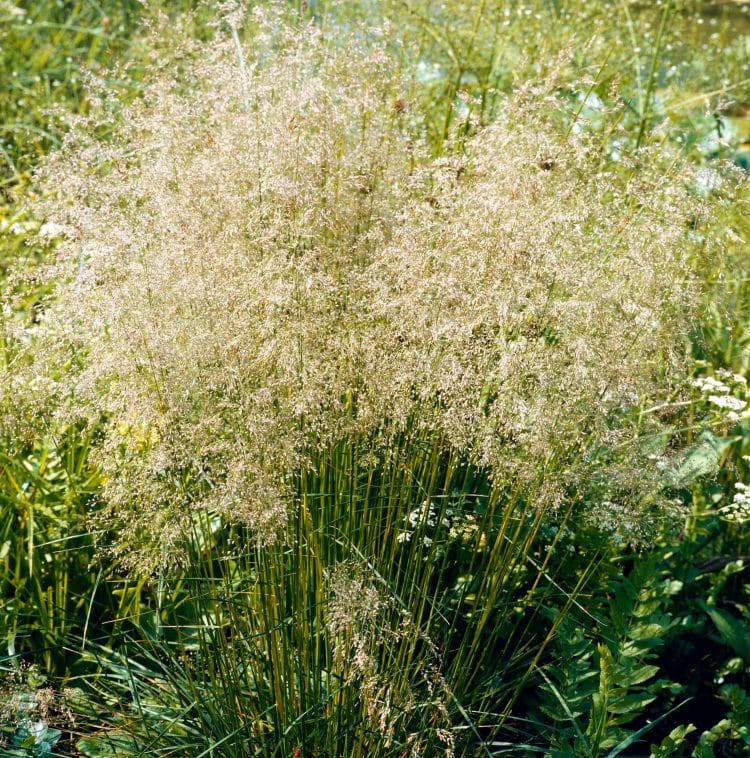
{"left": 2, "top": 11, "right": 720, "bottom": 566}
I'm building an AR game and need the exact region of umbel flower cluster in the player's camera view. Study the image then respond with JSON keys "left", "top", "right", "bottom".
{"left": 4, "top": 13, "right": 713, "bottom": 564}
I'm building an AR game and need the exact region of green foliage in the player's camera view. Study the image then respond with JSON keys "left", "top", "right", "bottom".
{"left": 1, "top": 0, "right": 127, "bottom": 184}
{"left": 0, "top": 0, "right": 210, "bottom": 186}
{"left": 529, "top": 343, "right": 750, "bottom": 753}
{"left": 311, "top": 0, "right": 750, "bottom": 160}
{"left": 533, "top": 508, "right": 750, "bottom": 756}
{"left": 535, "top": 551, "right": 675, "bottom": 755}
{"left": 0, "top": 429, "right": 103, "bottom": 676}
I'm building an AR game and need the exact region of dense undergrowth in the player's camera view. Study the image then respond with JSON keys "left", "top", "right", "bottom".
{"left": 1, "top": 1, "right": 749, "bottom": 756}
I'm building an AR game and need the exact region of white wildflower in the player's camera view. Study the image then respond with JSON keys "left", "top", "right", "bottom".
{"left": 406, "top": 502, "right": 438, "bottom": 528}
{"left": 707, "top": 395, "right": 746, "bottom": 411}
{"left": 693, "top": 376, "right": 731, "bottom": 394}
{"left": 716, "top": 369, "right": 747, "bottom": 385}
{"left": 719, "top": 483, "right": 750, "bottom": 524}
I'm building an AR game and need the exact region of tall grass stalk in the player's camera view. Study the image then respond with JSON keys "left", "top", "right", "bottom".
{"left": 73, "top": 434, "right": 608, "bottom": 753}
{"left": 0, "top": 430, "right": 104, "bottom": 676}
{"left": 635, "top": 0, "right": 673, "bottom": 149}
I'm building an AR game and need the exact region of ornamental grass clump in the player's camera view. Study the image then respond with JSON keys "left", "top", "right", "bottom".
{"left": 10, "top": 10, "right": 711, "bottom": 567}
{"left": 2, "top": 7, "right": 740, "bottom": 753}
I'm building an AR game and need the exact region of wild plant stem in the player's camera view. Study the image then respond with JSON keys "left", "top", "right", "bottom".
{"left": 636, "top": 0, "right": 672, "bottom": 148}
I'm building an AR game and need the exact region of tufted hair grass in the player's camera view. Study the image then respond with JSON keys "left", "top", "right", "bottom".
{"left": 9, "top": 7, "right": 712, "bottom": 566}
{"left": 0, "top": 4, "right": 738, "bottom": 753}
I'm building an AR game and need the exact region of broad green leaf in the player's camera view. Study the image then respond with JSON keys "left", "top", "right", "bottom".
{"left": 669, "top": 431, "right": 736, "bottom": 487}
{"left": 607, "top": 692, "right": 658, "bottom": 714}
{"left": 650, "top": 723, "right": 697, "bottom": 757}
{"left": 76, "top": 735, "right": 142, "bottom": 756}
{"left": 699, "top": 601, "right": 750, "bottom": 663}
{"left": 605, "top": 698, "right": 693, "bottom": 757}
{"left": 617, "top": 663, "right": 660, "bottom": 688}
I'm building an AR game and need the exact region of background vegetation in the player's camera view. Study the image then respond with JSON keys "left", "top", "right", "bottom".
{"left": 1, "top": 1, "right": 749, "bottom": 756}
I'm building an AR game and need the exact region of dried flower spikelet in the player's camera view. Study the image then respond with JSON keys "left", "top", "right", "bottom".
{"left": 18, "top": 14, "right": 417, "bottom": 565}
{"left": 217, "top": 0, "right": 247, "bottom": 29}
{"left": 325, "top": 562, "right": 453, "bottom": 752}
{"left": 326, "top": 562, "right": 385, "bottom": 683}
{"left": 0, "top": 668, "right": 76, "bottom": 744}
{"left": 365, "top": 116, "right": 702, "bottom": 505}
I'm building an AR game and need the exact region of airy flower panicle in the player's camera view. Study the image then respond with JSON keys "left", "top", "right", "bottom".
{"left": 1, "top": 9, "right": 717, "bottom": 566}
